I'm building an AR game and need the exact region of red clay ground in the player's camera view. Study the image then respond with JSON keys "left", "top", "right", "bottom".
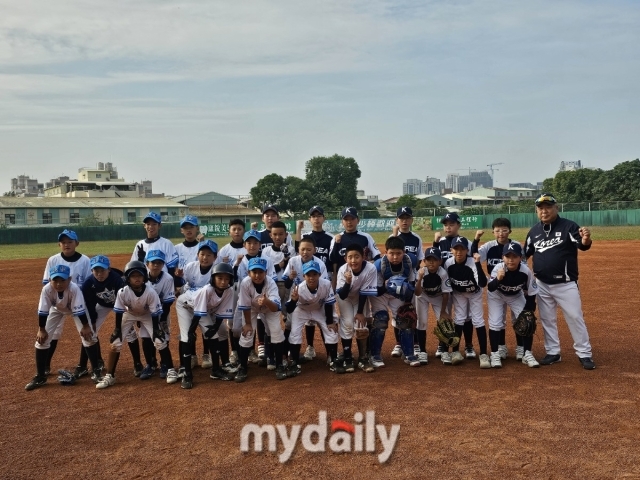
{"left": 2, "top": 243, "right": 640, "bottom": 479}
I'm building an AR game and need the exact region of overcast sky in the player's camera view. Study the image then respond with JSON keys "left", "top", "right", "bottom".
{"left": 1, "top": 0, "right": 638, "bottom": 200}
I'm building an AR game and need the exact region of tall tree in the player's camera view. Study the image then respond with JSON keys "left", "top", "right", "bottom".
{"left": 249, "top": 173, "right": 286, "bottom": 208}
{"left": 304, "top": 154, "right": 361, "bottom": 209}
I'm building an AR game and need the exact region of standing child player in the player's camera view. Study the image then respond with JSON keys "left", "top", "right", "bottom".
{"left": 179, "top": 263, "right": 236, "bottom": 389}
{"left": 369, "top": 236, "right": 419, "bottom": 368}
{"left": 443, "top": 236, "right": 490, "bottom": 368}
{"left": 41, "top": 229, "right": 92, "bottom": 375}
{"left": 216, "top": 219, "right": 247, "bottom": 366}
{"left": 96, "top": 261, "right": 177, "bottom": 389}
{"left": 26, "top": 265, "right": 99, "bottom": 390}
{"left": 255, "top": 204, "right": 295, "bottom": 251}
{"left": 285, "top": 261, "right": 339, "bottom": 376}
{"left": 389, "top": 206, "right": 425, "bottom": 361}
{"left": 79, "top": 255, "right": 124, "bottom": 381}
{"left": 472, "top": 218, "right": 523, "bottom": 360}
{"left": 433, "top": 213, "right": 476, "bottom": 359}
{"left": 414, "top": 247, "right": 452, "bottom": 364}
{"left": 334, "top": 244, "right": 378, "bottom": 373}
{"left": 487, "top": 242, "right": 540, "bottom": 368}
{"left": 294, "top": 206, "right": 334, "bottom": 361}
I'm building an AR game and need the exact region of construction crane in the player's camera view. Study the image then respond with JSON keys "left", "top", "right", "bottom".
{"left": 487, "top": 162, "right": 503, "bottom": 184}
{"left": 455, "top": 168, "right": 477, "bottom": 175}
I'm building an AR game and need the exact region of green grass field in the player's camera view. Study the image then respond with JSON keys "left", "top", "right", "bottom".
{"left": 1, "top": 226, "right": 638, "bottom": 261}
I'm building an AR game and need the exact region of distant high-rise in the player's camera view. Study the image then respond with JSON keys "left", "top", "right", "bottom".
{"left": 559, "top": 160, "right": 583, "bottom": 172}
{"left": 446, "top": 170, "right": 493, "bottom": 193}
{"left": 402, "top": 177, "right": 443, "bottom": 195}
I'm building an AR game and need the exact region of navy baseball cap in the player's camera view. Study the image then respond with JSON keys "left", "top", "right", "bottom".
{"left": 143, "top": 211, "right": 162, "bottom": 224}
{"left": 302, "top": 260, "right": 321, "bottom": 275}
{"left": 341, "top": 207, "right": 358, "bottom": 219}
{"left": 502, "top": 242, "right": 523, "bottom": 256}
{"left": 180, "top": 214, "right": 199, "bottom": 227}
{"left": 450, "top": 236, "right": 469, "bottom": 249}
{"left": 396, "top": 206, "right": 413, "bottom": 218}
{"left": 308, "top": 205, "right": 325, "bottom": 216}
{"left": 535, "top": 193, "right": 557, "bottom": 206}
{"left": 49, "top": 265, "right": 71, "bottom": 280}
{"left": 424, "top": 247, "right": 442, "bottom": 260}
{"left": 145, "top": 250, "right": 166, "bottom": 263}
{"left": 243, "top": 229, "right": 261, "bottom": 242}
{"left": 440, "top": 212, "right": 461, "bottom": 224}
{"left": 58, "top": 229, "right": 78, "bottom": 241}
{"left": 198, "top": 239, "right": 218, "bottom": 254}
{"left": 248, "top": 257, "right": 267, "bottom": 271}
{"left": 90, "top": 255, "right": 110, "bottom": 269}
{"left": 262, "top": 204, "right": 279, "bottom": 215}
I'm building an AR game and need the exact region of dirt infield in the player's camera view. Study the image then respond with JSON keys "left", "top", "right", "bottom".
{"left": 2, "top": 242, "right": 640, "bottom": 479}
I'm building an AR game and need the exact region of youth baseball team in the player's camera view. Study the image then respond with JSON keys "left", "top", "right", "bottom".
{"left": 25, "top": 192, "right": 596, "bottom": 391}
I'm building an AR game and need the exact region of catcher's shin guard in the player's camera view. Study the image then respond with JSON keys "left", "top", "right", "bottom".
{"left": 399, "top": 328, "right": 415, "bottom": 357}
{"left": 370, "top": 311, "right": 389, "bottom": 357}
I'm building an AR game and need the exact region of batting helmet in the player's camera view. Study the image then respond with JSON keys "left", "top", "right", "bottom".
{"left": 124, "top": 260, "right": 148, "bottom": 284}
{"left": 210, "top": 262, "right": 234, "bottom": 288}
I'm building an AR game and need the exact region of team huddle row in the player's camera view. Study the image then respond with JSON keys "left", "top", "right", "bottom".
{"left": 25, "top": 193, "right": 596, "bottom": 392}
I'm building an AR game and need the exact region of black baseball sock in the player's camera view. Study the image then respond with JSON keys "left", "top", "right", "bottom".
{"left": 209, "top": 338, "right": 220, "bottom": 369}
{"left": 219, "top": 338, "right": 230, "bottom": 365}
{"left": 142, "top": 337, "right": 157, "bottom": 367}
{"left": 516, "top": 334, "right": 524, "bottom": 347}
{"left": 523, "top": 336, "right": 533, "bottom": 352}
{"left": 257, "top": 318, "right": 266, "bottom": 343}
{"left": 290, "top": 343, "right": 301, "bottom": 365}
{"left": 238, "top": 346, "right": 250, "bottom": 369}
{"left": 128, "top": 339, "right": 142, "bottom": 366}
{"left": 231, "top": 335, "right": 240, "bottom": 353}
{"left": 202, "top": 335, "right": 209, "bottom": 355}
{"left": 35, "top": 348, "right": 48, "bottom": 377}
{"left": 341, "top": 338, "right": 353, "bottom": 360}
{"left": 475, "top": 326, "right": 488, "bottom": 355}
{"left": 416, "top": 329, "right": 427, "bottom": 352}
{"left": 46, "top": 339, "right": 58, "bottom": 369}
{"left": 305, "top": 324, "right": 316, "bottom": 347}
{"left": 272, "top": 341, "right": 286, "bottom": 367}
{"left": 453, "top": 325, "right": 464, "bottom": 352}
{"left": 463, "top": 320, "right": 473, "bottom": 346}
{"left": 106, "top": 351, "right": 120, "bottom": 376}
{"left": 489, "top": 329, "right": 501, "bottom": 353}
{"left": 284, "top": 329, "right": 291, "bottom": 358}
{"left": 190, "top": 337, "right": 197, "bottom": 359}
{"left": 159, "top": 347, "right": 174, "bottom": 369}
{"left": 499, "top": 328, "right": 506, "bottom": 346}
{"left": 180, "top": 341, "right": 192, "bottom": 377}
{"left": 85, "top": 344, "right": 100, "bottom": 371}
{"left": 326, "top": 343, "right": 338, "bottom": 363}
{"left": 79, "top": 344, "right": 88, "bottom": 369}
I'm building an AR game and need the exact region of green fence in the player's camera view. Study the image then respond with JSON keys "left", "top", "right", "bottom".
{"left": 0, "top": 224, "right": 183, "bottom": 244}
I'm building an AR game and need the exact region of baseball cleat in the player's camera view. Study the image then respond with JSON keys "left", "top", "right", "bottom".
{"left": 435, "top": 345, "right": 444, "bottom": 358}
{"left": 403, "top": 355, "right": 421, "bottom": 367}
{"left": 450, "top": 351, "right": 464, "bottom": 365}
{"left": 159, "top": 364, "right": 168, "bottom": 379}
{"left": 498, "top": 345, "right": 508, "bottom": 360}
{"left": 25, "top": 375, "right": 47, "bottom": 391}
{"left": 266, "top": 359, "right": 276, "bottom": 371}
{"left": 344, "top": 358, "right": 356, "bottom": 373}
{"left": 96, "top": 373, "right": 116, "bottom": 389}
{"left": 332, "top": 359, "right": 347, "bottom": 374}
{"left": 139, "top": 364, "right": 155, "bottom": 380}
{"left": 578, "top": 357, "right": 596, "bottom": 370}
{"left": 440, "top": 351, "right": 452, "bottom": 365}
{"left": 370, "top": 355, "right": 385, "bottom": 368}
{"left": 490, "top": 352, "right": 503, "bottom": 368}
{"left": 229, "top": 350, "right": 238, "bottom": 365}
{"left": 210, "top": 368, "right": 234, "bottom": 381}
{"left": 358, "top": 356, "right": 375, "bottom": 373}
{"left": 522, "top": 351, "right": 540, "bottom": 368}
{"left": 540, "top": 354, "right": 561, "bottom": 365}
{"left": 181, "top": 376, "right": 193, "bottom": 389}
{"left": 286, "top": 364, "right": 301, "bottom": 378}
{"left": 417, "top": 351, "right": 429, "bottom": 365}
{"left": 275, "top": 365, "right": 288, "bottom": 380}
{"left": 222, "top": 362, "right": 239, "bottom": 374}
{"left": 515, "top": 346, "right": 524, "bottom": 361}
{"left": 234, "top": 367, "right": 248, "bottom": 383}
{"left": 73, "top": 365, "right": 89, "bottom": 379}
{"left": 391, "top": 345, "right": 402, "bottom": 357}
{"left": 201, "top": 354, "right": 213, "bottom": 369}
{"left": 248, "top": 349, "right": 260, "bottom": 363}
{"left": 303, "top": 345, "right": 316, "bottom": 360}
{"left": 479, "top": 354, "right": 491, "bottom": 369}
{"left": 257, "top": 344, "right": 266, "bottom": 360}
{"left": 133, "top": 363, "right": 144, "bottom": 377}
{"left": 166, "top": 368, "right": 179, "bottom": 384}
{"left": 465, "top": 346, "right": 477, "bottom": 359}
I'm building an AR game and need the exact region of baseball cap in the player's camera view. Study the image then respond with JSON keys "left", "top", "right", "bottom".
{"left": 440, "top": 212, "right": 461, "bottom": 224}
{"left": 180, "top": 214, "right": 199, "bottom": 227}
{"left": 49, "top": 265, "right": 71, "bottom": 280}
{"left": 243, "top": 229, "right": 261, "bottom": 242}
{"left": 535, "top": 193, "right": 557, "bottom": 206}
{"left": 262, "top": 204, "right": 279, "bottom": 215}
{"left": 396, "top": 206, "right": 413, "bottom": 218}
{"left": 145, "top": 250, "right": 166, "bottom": 263}
{"left": 502, "top": 242, "right": 523, "bottom": 256}
{"left": 198, "top": 239, "right": 218, "bottom": 254}
{"left": 308, "top": 205, "right": 325, "bottom": 216}
{"left": 58, "top": 229, "right": 78, "bottom": 241}
{"left": 90, "top": 255, "right": 110, "bottom": 269}
{"left": 248, "top": 257, "right": 267, "bottom": 271}
{"left": 450, "top": 236, "right": 469, "bottom": 249}
{"left": 424, "top": 247, "right": 442, "bottom": 260}
{"left": 302, "top": 260, "right": 321, "bottom": 275}
{"left": 341, "top": 207, "right": 358, "bottom": 219}
{"left": 143, "top": 211, "right": 162, "bottom": 224}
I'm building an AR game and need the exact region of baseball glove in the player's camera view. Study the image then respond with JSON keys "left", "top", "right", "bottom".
{"left": 57, "top": 369, "right": 77, "bottom": 386}
{"left": 395, "top": 304, "right": 417, "bottom": 330}
{"left": 433, "top": 317, "right": 460, "bottom": 347}
{"left": 513, "top": 310, "right": 537, "bottom": 337}
{"left": 355, "top": 326, "right": 369, "bottom": 340}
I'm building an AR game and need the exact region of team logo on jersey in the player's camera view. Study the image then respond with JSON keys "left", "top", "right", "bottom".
{"left": 445, "top": 279, "right": 451, "bottom": 287}
{"left": 533, "top": 237, "right": 562, "bottom": 252}
{"left": 96, "top": 288, "right": 116, "bottom": 304}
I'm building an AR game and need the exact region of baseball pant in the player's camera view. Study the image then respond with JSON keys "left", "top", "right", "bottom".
{"left": 35, "top": 307, "right": 98, "bottom": 349}
{"left": 536, "top": 280, "right": 592, "bottom": 358}
{"left": 336, "top": 296, "right": 359, "bottom": 340}
{"left": 415, "top": 294, "right": 444, "bottom": 331}
{"left": 452, "top": 291, "right": 485, "bottom": 328}
{"left": 488, "top": 291, "right": 525, "bottom": 331}
{"left": 110, "top": 313, "right": 168, "bottom": 352}
{"left": 371, "top": 294, "right": 407, "bottom": 328}
{"left": 289, "top": 309, "right": 338, "bottom": 345}
{"left": 238, "top": 310, "right": 283, "bottom": 348}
